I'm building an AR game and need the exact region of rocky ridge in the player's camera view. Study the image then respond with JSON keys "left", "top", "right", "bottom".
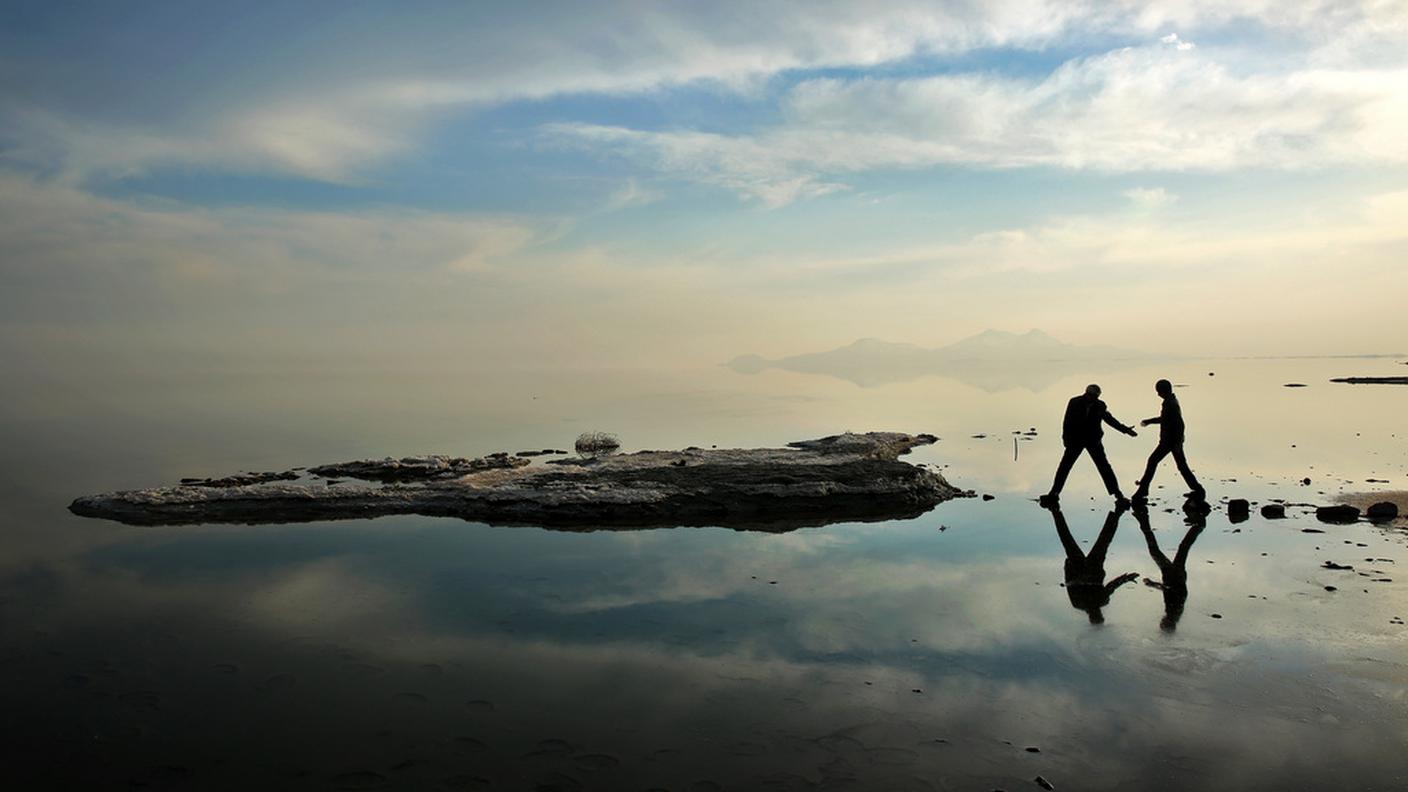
{"left": 69, "top": 432, "right": 967, "bottom": 530}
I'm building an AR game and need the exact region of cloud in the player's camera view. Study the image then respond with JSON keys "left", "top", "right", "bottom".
{"left": 1124, "top": 186, "right": 1178, "bottom": 209}
{"left": 549, "top": 41, "right": 1408, "bottom": 204}
{"left": 5, "top": 1, "right": 1406, "bottom": 183}
{"left": 0, "top": 171, "right": 547, "bottom": 332}
{"left": 1160, "top": 32, "right": 1197, "bottom": 50}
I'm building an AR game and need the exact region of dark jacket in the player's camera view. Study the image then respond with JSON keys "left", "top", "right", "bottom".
{"left": 1145, "top": 394, "right": 1186, "bottom": 444}
{"left": 1062, "top": 394, "right": 1133, "bottom": 447}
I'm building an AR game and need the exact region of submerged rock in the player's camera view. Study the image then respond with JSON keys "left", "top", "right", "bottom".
{"left": 69, "top": 432, "right": 966, "bottom": 530}
{"left": 1316, "top": 505, "right": 1361, "bottom": 524}
{"left": 1228, "top": 499, "right": 1250, "bottom": 522}
{"left": 1367, "top": 502, "right": 1399, "bottom": 521}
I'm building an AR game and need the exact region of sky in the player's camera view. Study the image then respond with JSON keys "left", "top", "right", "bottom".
{"left": 2, "top": 0, "right": 1407, "bottom": 375}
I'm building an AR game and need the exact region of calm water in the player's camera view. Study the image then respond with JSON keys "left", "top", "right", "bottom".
{"left": 2, "top": 357, "right": 1407, "bottom": 790}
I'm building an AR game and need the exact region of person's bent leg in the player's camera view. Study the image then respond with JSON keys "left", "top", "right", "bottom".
{"left": 1134, "top": 444, "right": 1170, "bottom": 499}
{"left": 1049, "top": 446, "right": 1082, "bottom": 496}
{"left": 1171, "top": 445, "right": 1204, "bottom": 496}
{"left": 1088, "top": 442, "right": 1123, "bottom": 497}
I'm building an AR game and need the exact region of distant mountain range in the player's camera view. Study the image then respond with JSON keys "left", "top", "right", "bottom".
{"left": 727, "top": 330, "right": 1150, "bottom": 390}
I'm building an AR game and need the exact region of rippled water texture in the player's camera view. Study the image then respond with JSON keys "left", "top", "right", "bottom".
{"left": 2, "top": 358, "right": 1406, "bottom": 789}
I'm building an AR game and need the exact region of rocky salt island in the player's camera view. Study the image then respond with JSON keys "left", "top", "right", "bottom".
{"left": 69, "top": 432, "right": 968, "bottom": 529}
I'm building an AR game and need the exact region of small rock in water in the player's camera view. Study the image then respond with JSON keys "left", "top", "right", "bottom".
{"left": 1035, "top": 776, "right": 1055, "bottom": 790}
{"left": 574, "top": 431, "right": 621, "bottom": 457}
{"left": 1260, "top": 504, "right": 1286, "bottom": 519}
{"left": 1228, "top": 499, "right": 1250, "bottom": 522}
{"left": 982, "top": 494, "right": 995, "bottom": 501}
{"left": 1283, "top": 383, "right": 1308, "bottom": 388}
{"left": 1316, "top": 505, "right": 1360, "bottom": 524}
{"left": 1366, "top": 502, "right": 1399, "bottom": 521}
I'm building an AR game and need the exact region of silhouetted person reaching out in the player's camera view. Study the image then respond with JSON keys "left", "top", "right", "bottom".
{"left": 1133, "top": 504, "right": 1206, "bottom": 633}
{"left": 1046, "top": 502, "right": 1138, "bottom": 625}
{"left": 1041, "top": 384, "right": 1137, "bottom": 506}
{"left": 1132, "top": 379, "right": 1205, "bottom": 503}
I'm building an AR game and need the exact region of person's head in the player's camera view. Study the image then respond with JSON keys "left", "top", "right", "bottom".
{"left": 1084, "top": 383, "right": 1102, "bottom": 398}
{"left": 1155, "top": 379, "right": 1173, "bottom": 397}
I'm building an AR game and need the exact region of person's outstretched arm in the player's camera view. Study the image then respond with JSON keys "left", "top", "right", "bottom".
{"left": 1140, "top": 415, "right": 1162, "bottom": 427}
{"left": 1105, "top": 572, "right": 1140, "bottom": 595}
{"left": 1103, "top": 411, "right": 1137, "bottom": 436}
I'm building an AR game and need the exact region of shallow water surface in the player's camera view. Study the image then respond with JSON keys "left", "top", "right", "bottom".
{"left": 2, "top": 358, "right": 1406, "bottom": 789}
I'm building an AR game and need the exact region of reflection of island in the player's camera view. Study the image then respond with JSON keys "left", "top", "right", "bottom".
{"left": 727, "top": 329, "right": 1152, "bottom": 391}
{"left": 1047, "top": 503, "right": 1138, "bottom": 624}
{"left": 1134, "top": 505, "right": 1206, "bottom": 633}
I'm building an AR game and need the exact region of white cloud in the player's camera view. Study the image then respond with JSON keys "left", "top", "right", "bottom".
{"left": 6, "top": 1, "right": 1407, "bottom": 182}
{"left": 1160, "top": 32, "right": 1196, "bottom": 50}
{"left": 550, "top": 42, "right": 1408, "bottom": 205}
{"left": 1124, "top": 186, "right": 1178, "bottom": 209}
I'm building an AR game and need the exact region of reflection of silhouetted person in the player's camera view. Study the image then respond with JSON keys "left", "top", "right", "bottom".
{"left": 1133, "top": 505, "right": 1206, "bottom": 632}
{"left": 1047, "top": 502, "right": 1138, "bottom": 624}
{"left": 1041, "top": 384, "right": 1137, "bottom": 506}
{"left": 1132, "top": 379, "right": 1205, "bottom": 502}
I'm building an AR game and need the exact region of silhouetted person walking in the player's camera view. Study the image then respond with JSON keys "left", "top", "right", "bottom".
{"left": 1046, "top": 502, "right": 1138, "bottom": 624}
{"left": 1133, "top": 504, "right": 1206, "bottom": 632}
{"left": 1041, "top": 384, "right": 1137, "bottom": 506}
{"left": 1132, "top": 379, "right": 1204, "bottom": 503}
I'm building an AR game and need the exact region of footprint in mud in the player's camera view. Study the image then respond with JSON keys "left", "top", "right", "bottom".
{"left": 526, "top": 738, "right": 573, "bottom": 757}
{"left": 439, "top": 775, "right": 492, "bottom": 790}
{"left": 211, "top": 663, "right": 239, "bottom": 675}
{"left": 260, "top": 672, "right": 296, "bottom": 692}
{"left": 393, "top": 692, "right": 428, "bottom": 704}
{"left": 117, "top": 690, "right": 160, "bottom": 711}
{"left": 532, "top": 771, "right": 583, "bottom": 791}
{"left": 647, "top": 748, "right": 678, "bottom": 762}
{"left": 464, "top": 699, "right": 496, "bottom": 712}
{"left": 452, "top": 736, "right": 488, "bottom": 753}
{"left": 329, "top": 770, "right": 388, "bottom": 789}
{"left": 573, "top": 753, "right": 621, "bottom": 771}
{"left": 816, "top": 734, "right": 866, "bottom": 754}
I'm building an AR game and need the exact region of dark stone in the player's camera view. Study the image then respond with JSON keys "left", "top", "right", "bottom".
{"left": 1367, "top": 502, "right": 1399, "bottom": 521}
{"left": 1035, "top": 776, "right": 1055, "bottom": 790}
{"left": 1316, "top": 505, "right": 1361, "bottom": 524}
{"left": 1260, "top": 504, "right": 1286, "bottom": 519}
{"left": 1322, "top": 561, "right": 1354, "bottom": 571}
{"left": 1283, "top": 383, "right": 1308, "bottom": 388}
{"left": 982, "top": 494, "right": 995, "bottom": 501}
{"left": 1228, "top": 499, "right": 1250, "bottom": 522}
